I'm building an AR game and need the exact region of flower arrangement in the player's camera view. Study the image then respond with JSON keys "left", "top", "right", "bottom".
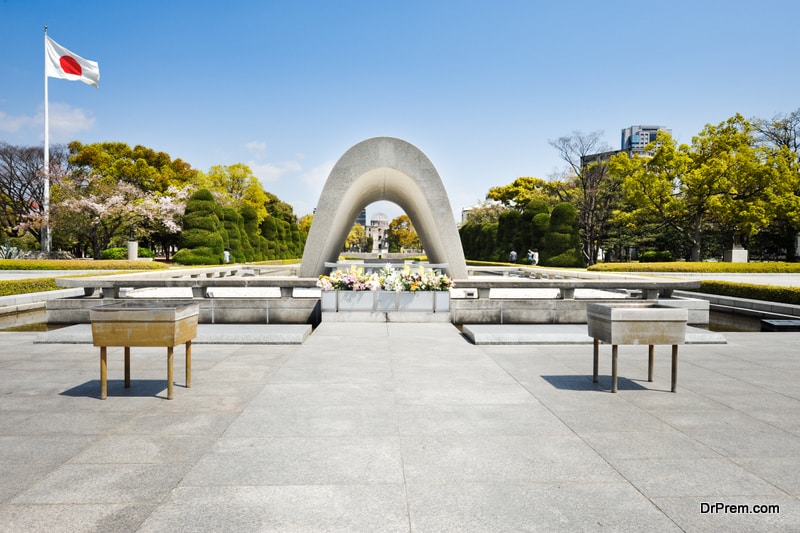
{"left": 317, "top": 264, "right": 453, "bottom": 292}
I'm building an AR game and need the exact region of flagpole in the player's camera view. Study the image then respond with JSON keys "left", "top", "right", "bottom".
{"left": 42, "top": 25, "right": 51, "bottom": 254}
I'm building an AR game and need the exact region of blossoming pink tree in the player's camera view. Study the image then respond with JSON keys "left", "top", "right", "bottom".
{"left": 139, "top": 186, "right": 190, "bottom": 260}
{"left": 51, "top": 173, "right": 163, "bottom": 258}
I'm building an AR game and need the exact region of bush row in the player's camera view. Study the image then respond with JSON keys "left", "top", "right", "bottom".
{"left": 100, "top": 247, "right": 155, "bottom": 260}
{"left": 0, "top": 259, "right": 167, "bottom": 271}
{"left": 588, "top": 262, "right": 800, "bottom": 273}
{"left": 639, "top": 251, "right": 674, "bottom": 262}
{"left": 0, "top": 278, "right": 59, "bottom": 297}
{"left": 687, "top": 280, "right": 800, "bottom": 306}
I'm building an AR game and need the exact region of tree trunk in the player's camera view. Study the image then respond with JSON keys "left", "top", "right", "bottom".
{"left": 690, "top": 215, "right": 703, "bottom": 262}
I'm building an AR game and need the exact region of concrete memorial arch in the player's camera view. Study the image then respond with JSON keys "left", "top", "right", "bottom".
{"left": 300, "top": 137, "right": 468, "bottom": 279}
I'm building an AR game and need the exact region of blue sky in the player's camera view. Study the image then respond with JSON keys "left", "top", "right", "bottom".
{"left": 2, "top": 0, "right": 798, "bottom": 221}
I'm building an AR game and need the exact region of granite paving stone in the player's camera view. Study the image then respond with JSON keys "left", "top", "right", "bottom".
{"left": 0, "top": 325, "right": 798, "bottom": 531}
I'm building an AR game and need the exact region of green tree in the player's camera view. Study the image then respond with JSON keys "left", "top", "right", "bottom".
{"left": 487, "top": 176, "right": 564, "bottom": 208}
{"left": 298, "top": 213, "right": 313, "bottom": 236}
{"left": 344, "top": 223, "right": 366, "bottom": 251}
{"left": 68, "top": 141, "right": 197, "bottom": 194}
{"left": 610, "top": 115, "right": 796, "bottom": 261}
{"left": 387, "top": 215, "right": 420, "bottom": 252}
{"left": 752, "top": 108, "right": 800, "bottom": 259}
{"left": 206, "top": 163, "right": 269, "bottom": 224}
{"left": 64, "top": 141, "right": 200, "bottom": 257}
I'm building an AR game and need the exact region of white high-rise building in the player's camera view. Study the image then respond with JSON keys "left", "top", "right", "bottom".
{"left": 621, "top": 125, "right": 672, "bottom": 155}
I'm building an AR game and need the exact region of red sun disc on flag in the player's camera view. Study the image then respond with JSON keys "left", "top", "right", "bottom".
{"left": 59, "top": 56, "right": 82, "bottom": 76}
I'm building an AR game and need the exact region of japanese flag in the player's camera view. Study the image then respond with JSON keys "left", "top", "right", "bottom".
{"left": 45, "top": 35, "right": 100, "bottom": 88}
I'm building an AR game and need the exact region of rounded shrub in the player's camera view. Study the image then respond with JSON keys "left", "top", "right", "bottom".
{"left": 101, "top": 246, "right": 156, "bottom": 260}
{"left": 173, "top": 189, "right": 226, "bottom": 265}
{"left": 640, "top": 250, "right": 675, "bottom": 262}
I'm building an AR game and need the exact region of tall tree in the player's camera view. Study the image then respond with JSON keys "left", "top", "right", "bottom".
{"left": 752, "top": 108, "right": 800, "bottom": 259}
{"left": 486, "top": 176, "right": 564, "bottom": 208}
{"left": 388, "top": 215, "right": 421, "bottom": 252}
{"left": 0, "top": 143, "right": 69, "bottom": 242}
{"left": 610, "top": 115, "right": 796, "bottom": 261}
{"left": 753, "top": 108, "right": 800, "bottom": 157}
{"left": 138, "top": 185, "right": 190, "bottom": 261}
{"left": 344, "top": 223, "right": 366, "bottom": 251}
{"left": 51, "top": 176, "right": 149, "bottom": 258}
{"left": 68, "top": 141, "right": 198, "bottom": 194}
{"left": 549, "top": 131, "right": 621, "bottom": 265}
{"left": 206, "top": 163, "right": 269, "bottom": 224}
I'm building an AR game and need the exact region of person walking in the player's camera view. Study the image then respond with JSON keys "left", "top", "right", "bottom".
{"left": 508, "top": 249, "right": 517, "bottom": 263}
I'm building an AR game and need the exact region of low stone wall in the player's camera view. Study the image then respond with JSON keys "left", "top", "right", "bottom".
{"left": 450, "top": 296, "right": 707, "bottom": 326}
{"left": 47, "top": 297, "right": 322, "bottom": 326}
{"left": 47, "top": 294, "right": 709, "bottom": 326}
{"left": 46, "top": 266, "right": 708, "bottom": 326}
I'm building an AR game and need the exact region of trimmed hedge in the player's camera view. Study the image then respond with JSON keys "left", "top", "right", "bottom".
{"left": 0, "top": 278, "right": 59, "bottom": 297}
{"left": 0, "top": 259, "right": 167, "bottom": 270}
{"left": 541, "top": 203, "right": 583, "bottom": 268}
{"left": 687, "top": 280, "right": 800, "bottom": 306}
{"left": 173, "top": 189, "right": 225, "bottom": 265}
{"left": 640, "top": 251, "right": 674, "bottom": 262}
{"left": 100, "top": 247, "right": 155, "bottom": 260}
{"left": 589, "top": 262, "right": 800, "bottom": 273}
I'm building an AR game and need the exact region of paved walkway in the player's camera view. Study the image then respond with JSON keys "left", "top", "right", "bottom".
{"left": 1, "top": 323, "right": 799, "bottom": 531}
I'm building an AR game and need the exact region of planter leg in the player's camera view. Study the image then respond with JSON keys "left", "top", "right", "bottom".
{"left": 592, "top": 339, "right": 599, "bottom": 383}
{"left": 648, "top": 345, "right": 654, "bottom": 382}
{"left": 167, "top": 346, "right": 174, "bottom": 400}
{"left": 100, "top": 346, "right": 107, "bottom": 400}
{"left": 185, "top": 341, "right": 192, "bottom": 388}
{"left": 611, "top": 345, "right": 618, "bottom": 393}
{"left": 124, "top": 347, "right": 131, "bottom": 388}
{"left": 671, "top": 345, "right": 678, "bottom": 393}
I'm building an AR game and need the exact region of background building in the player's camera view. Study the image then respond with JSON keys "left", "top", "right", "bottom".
{"left": 355, "top": 208, "right": 367, "bottom": 228}
{"left": 621, "top": 125, "right": 672, "bottom": 155}
{"left": 366, "top": 212, "right": 390, "bottom": 252}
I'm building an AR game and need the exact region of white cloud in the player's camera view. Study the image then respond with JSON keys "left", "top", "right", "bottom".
{"left": 38, "top": 103, "right": 96, "bottom": 142}
{"left": 244, "top": 140, "right": 267, "bottom": 154}
{"left": 0, "top": 103, "right": 95, "bottom": 143}
{"left": 248, "top": 159, "right": 303, "bottom": 182}
{"left": 0, "top": 111, "right": 34, "bottom": 133}
{"left": 300, "top": 160, "right": 335, "bottom": 197}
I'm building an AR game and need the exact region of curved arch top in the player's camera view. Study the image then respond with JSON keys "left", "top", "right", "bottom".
{"left": 300, "top": 137, "right": 468, "bottom": 279}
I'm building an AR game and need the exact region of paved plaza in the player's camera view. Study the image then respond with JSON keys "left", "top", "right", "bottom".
{"left": 1, "top": 322, "right": 799, "bottom": 531}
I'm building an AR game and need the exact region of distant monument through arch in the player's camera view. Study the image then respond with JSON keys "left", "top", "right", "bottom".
{"left": 300, "top": 137, "right": 468, "bottom": 279}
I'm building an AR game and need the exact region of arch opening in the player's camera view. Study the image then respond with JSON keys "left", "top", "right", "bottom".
{"left": 300, "top": 137, "right": 467, "bottom": 279}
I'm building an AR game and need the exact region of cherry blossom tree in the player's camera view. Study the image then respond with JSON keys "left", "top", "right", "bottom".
{"left": 138, "top": 185, "right": 190, "bottom": 260}
{"left": 51, "top": 176, "right": 149, "bottom": 258}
